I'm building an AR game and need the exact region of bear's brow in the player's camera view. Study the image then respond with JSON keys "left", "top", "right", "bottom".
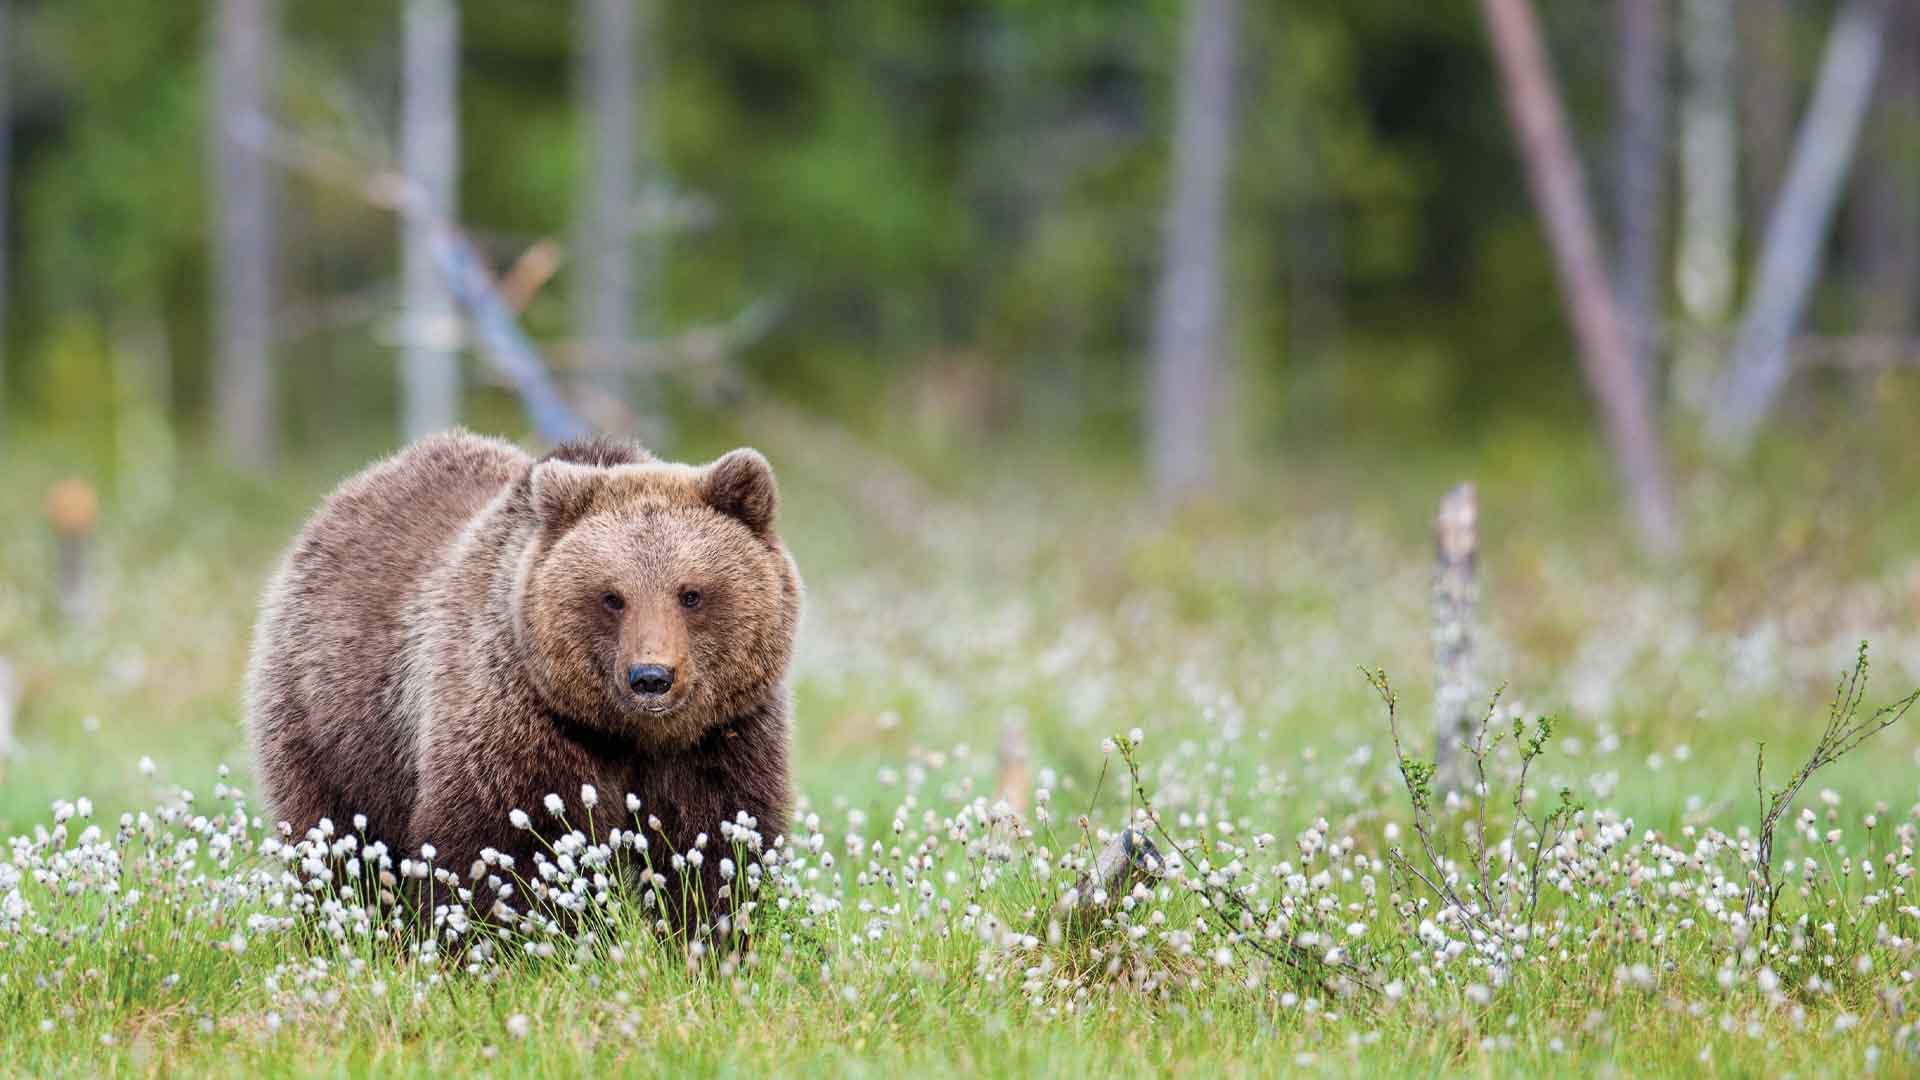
{"left": 596, "top": 464, "right": 705, "bottom": 508}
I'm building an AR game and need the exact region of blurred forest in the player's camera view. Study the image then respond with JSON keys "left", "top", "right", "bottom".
{"left": 0, "top": 0, "right": 1916, "bottom": 535}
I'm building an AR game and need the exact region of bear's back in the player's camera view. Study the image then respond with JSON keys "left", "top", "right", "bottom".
{"left": 247, "top": 430, "right": 529, "bottom": 840}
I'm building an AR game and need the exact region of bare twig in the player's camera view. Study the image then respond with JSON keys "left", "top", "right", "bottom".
{"left": 1372, "top": 666, "right": 1576, "bottom": 948}
{"left": 1746, "top": 642, "right": 1919, "bottom": 936}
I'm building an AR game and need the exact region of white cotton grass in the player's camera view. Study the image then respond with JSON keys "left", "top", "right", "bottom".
{"left": 0, "top": 702, "right": 1914, "bottom": 1070}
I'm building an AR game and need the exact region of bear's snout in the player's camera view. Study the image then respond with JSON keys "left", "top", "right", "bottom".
{"left": 627, "top": 663, "right": 676, "bottom": 696}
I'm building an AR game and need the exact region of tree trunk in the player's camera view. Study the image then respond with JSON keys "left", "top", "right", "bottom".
{"left": 115, "top": 301, "right": 175, "bottom": 520}
{"left": 1148, "top": 0, "right": 1239, "bottom": 500}
{"left": 575, "top": 0, "right": 663, "bottom": 438}
{"left": 401, "top": 0, "right": 460, "bottom": 440}
{"left": 1671, "top": 0, "right": 1738, "bottom": 412}
{"left": 1740, "top": 0, "right": 1794, "bottom": 245}
{"left": 210, "top": 0, "right": 278, "bottom": 470}
{"left": 1614, "top": 0, "right": 1667, "bottom": 385}
{"left": 1707, "top": 0, "right": 1893, "bottom": 453}
{"left": 1479, "top": 0, "right": 1679, "bottom": 553}
{"left": 0, "top": 1, "right": 10, "bottom": 453}
{"left": 1846, "top": 7, "right": 1918, "bottom": 356}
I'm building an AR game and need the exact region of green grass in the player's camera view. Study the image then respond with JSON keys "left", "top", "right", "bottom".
{"left": 1, "top": 421, "right": 1919, "bottom": 1077}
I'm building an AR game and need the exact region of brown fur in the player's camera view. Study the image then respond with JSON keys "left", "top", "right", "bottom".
{"left": 246, "top": 430, "right": 800, "bottom": 922}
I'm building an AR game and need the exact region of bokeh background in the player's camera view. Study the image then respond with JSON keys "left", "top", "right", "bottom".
{"left": 1, "top": 0, "right": 1918, "bottom": 829}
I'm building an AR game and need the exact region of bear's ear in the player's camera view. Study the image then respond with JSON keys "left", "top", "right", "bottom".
{"left": 702, "top": 448, "right": 777, "bottom": 534}
{"left": 527, "top": 459, "right": 601, "bottom": 530}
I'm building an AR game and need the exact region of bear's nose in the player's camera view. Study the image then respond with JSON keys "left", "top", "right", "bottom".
{"left": 627, "top": 664, "right": 675, "bottom": 696}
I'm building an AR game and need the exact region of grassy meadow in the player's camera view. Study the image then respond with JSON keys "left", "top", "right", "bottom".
{"left": 1, "top": 418, "right": 1919, "bottom": 1077}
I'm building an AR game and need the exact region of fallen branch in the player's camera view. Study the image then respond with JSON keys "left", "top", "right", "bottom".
{"left": 1056, "top": 827, "right": 1159, "bottom": 918}
{"left": 233, "top": 113, "right": 589, "bottom": 443}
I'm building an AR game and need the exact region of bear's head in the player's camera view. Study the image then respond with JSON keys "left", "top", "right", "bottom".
{"left": 511, "top": 440, "right": 801, "bottom": 749}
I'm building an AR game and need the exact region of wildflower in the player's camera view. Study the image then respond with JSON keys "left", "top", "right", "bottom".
{"left": 581, "top": 784, "right": 598, "bottom": 809}
{"left": 509, "top": 809, "right": 531, "bottom": 830}
{"left": 544, "top": 794, "right": 565, "bottom": 818}
{"left": 626, "top": 793, "right": 641, "bottom": 813}
{"left": 138, "top": 757, "right": 156, "bottom": 777}
{"left": 505, "top": 1014, "right": 531, "bottom": 1040}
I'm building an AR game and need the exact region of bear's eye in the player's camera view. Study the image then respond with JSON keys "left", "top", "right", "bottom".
{"left": 678, "top": 589, "right": 702, "bottom": 610}
{"left": 601, "top": 592, "right": 625, "bottom": 613}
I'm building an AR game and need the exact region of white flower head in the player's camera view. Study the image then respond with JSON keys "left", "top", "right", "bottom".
{"left": 509, "top": 809, "right": 532, "bottom": 830}
{"left": 544, "top": 793, "right": 565, "bottom": 818}
{"left": 580, "top": 784, "right": 598, "bottom": 809}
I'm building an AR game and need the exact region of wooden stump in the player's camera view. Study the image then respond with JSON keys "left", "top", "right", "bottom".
{"left": 993, "top": 715, "right": 1031, "bottom": 818}
{"left": 0, "top": 657, "right": 14, "bottom": 783}
{"left": 47, "top": 478, "right": 99, "bottom": 625}
{"left": 1433, "top": 483, "right": 1478, "bottom": 787}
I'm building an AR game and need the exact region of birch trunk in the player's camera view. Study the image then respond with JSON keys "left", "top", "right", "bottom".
{"left": 211, "top": 0, "right": 278, "bottom": 470}
{"left": 1672, "top": 0, "right": 1738, "bottom": 412}
{"left": 1614, "top": 0, "right": 1667, "bottom": 384}
{"left": 401, "top": 0, "right": 461, "bottom": 440}
{"left": 1148, "top": 0, "right": 1240, "bottom": 499}
{"left": 1708, "top": 0, "right": 1893, "bottom": 452}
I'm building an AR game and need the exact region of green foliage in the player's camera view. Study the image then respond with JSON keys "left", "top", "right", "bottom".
{"left": 19, "top": 0, "right": 1876, "bottom": 448}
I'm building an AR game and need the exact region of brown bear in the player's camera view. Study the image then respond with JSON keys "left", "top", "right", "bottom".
{"left": 245, "top": 430, "right": 800, "bottom": 927}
